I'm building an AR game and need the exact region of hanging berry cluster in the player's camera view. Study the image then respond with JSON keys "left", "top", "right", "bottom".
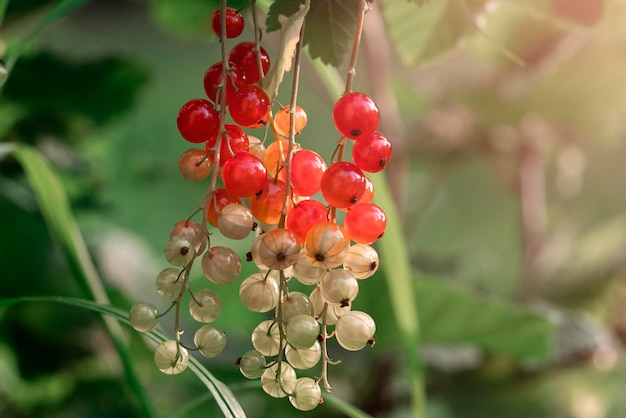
{"left": 128, "top": 1, "right": 392, "bottom": 411}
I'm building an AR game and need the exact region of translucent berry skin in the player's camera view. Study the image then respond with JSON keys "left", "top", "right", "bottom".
{"left": 343, "top": 244, "right": 379, "bottom": 279}
{"left": 359, "top": 176, "right": 374, "bottom": 203}
{"left": 285, "top": 341, "right": 321, "bottom": 370}
{"left": 259, "top": 228, "right": 301, "bottom": 271}
{"left": 221, "top": 152, "right": 268, "bottom": 197}
{"left": 189, "top": 288, "right": 222, "bottom": 323}
{"left": 239, "top": 273, "right": 280, "bottom": 313}
{"left": 179, "top": 148, "right": 212, "bottom": 181}
{"left": 344, "top": 202, "right": 387, "bottom": 245}
{"left": 201, "top": 246, "right": 242, "bottom": 285}
{"left": 352, "top": 132, "right": 392, "bottom": 173}
{"left": 282, "top": 291, "right": 315, "bottom": 323}
{"left": 252, "top": 320, "right": 281, "bottom": 356}
{"left": 129, "top": 302, "right": 159, "bottom": 333}
{"left": 217, "top": 203, "right": 254, "bottom": 240}
{"left": 332, "top": 92, "right": 379, "bottom": 140}
{"left": 194, "top": 324, "right": 227, "bottom": 358}
{"left": 177, "top": 98, "right": 219, "bottom": 144}
{"left": 249, "top": 179, "right": 291, "bottom": 225}
{"left": 239, "top": 349, "right": 266, "bottom": 379}
{"left": 320, "top": 269, "right": 359, "bottom": 307}
{"left": 289, "top": 377, "right": 322, "bottom": 411}
{"left": 273, "top": 105, "right": 307, "bottom": 137}
{"left": 335, "top": 310, "right": 376, "bottom": 351}
{"left": 263, "top": 139, "right": 289, "bottom": 178}
{"left": 207, "top": 123, "right": 249, "bottom": 166}
{"left": 286, "top": 314, "right": 320, "bottom": 350}
{"left": 229, "top": 85, "right": 271, "bottom": 128}
{"left": 261, "top": 361, "right": 296, "bottom": 398}
{"left": 169, "top": 220, "right": 207, "bottom": 256}
{"left": 290, "top": 150, "right": 326, "bottom": 196}
{"left": 286, "top": 199, "right": 328, "bottom": 244}
{"left": 228, "top": 41, "right": 270, "bottom": 84}
{"left": 320, "top": 162, "right": 366, "bottom": 208}
{"left": 305, "top": 222, "right": 350, "bottom": 269}
{"left": 154, "top": 340, "right": 188, "bottom": 375}
{"left": 211, "top": 7, "right": 244, "bottom": 39}
{"left": 203, "top": 62, "right": 247, "bottom": 105}
{"left": 206, "top": 188, "right": 241, "bottom": 227}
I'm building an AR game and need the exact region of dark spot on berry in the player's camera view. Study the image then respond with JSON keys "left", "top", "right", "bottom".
{"left": 377, "top": 232, "right": 385, "bottom": 239}
{"left": 379, "top": 158, "right": 387, "bottom": 167}
{"left": 235, "top": 357, "right": 242, "bottom": 365}
{"left": 255, "top": 189, "right": 263, "bottom": 199}
{"left": 246, "top": 251, "right": 253, "bottom": 262}
{"left": 350, "top": 129, "right": 361, "bottom": 137}
{"left": 180, "top": 246, "right": 190, "bottom": 255}
{"left": 315, "top": 254, "right": 325, "bottom": 262}
{"left": 252, "top": 222, "right": 258, "bottom": 231}
{"left": 317, "top": 334, "right": 324, "bottom": 342}
{"left": 370, "top": 261, "right": 377, "bottom": 270}
{"left": 277, "top": 252, "right": 285, "bottom": 262}
{"left": 350, "top": 196, "right": 358, "bottom": 204}
{"left": 340, "top": 299, "right": 350, "bottom": 308}
{"left": 367, "top": 338, "right": 376, "bottom": 347}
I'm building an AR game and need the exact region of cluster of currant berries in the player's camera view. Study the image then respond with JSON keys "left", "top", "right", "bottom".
{"left": 128, "top": 5, "right": 392, "bottom": 412}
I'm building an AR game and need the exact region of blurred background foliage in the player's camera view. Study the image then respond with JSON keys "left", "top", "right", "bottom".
{"left": 1, "top": 0, "right": 626, "bottom": 417}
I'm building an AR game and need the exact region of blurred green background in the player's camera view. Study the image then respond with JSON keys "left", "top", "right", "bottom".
{"left": 2, "top": 0, "right": 626, "bottom": 417}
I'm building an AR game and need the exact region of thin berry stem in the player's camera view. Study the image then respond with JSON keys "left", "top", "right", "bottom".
{"left": 251, "top": 0, "right": 266, "bottom": 81}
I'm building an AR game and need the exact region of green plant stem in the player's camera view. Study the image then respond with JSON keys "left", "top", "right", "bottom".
{"left": 5, "top": 144, "right": 156, "bottom": 418}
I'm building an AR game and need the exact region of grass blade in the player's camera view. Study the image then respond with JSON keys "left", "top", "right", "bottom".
{"left": 0, "top": 296, "right": 247, "bottom": 418}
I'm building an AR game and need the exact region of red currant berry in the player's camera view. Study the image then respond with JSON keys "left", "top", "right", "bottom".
{"left": 359, "top": 176, "right": 374, "bottom": 203}
{"left": 273, "top": 105, "right": 308, "bottom": 138}
{"left": 286, "top": 200, "right": 328, "bottom": 244}
{"left": 332, "top": 92, "right": 379, "bottom": 140}
{"left": 249, "top": 179, "right": 291, "bottom": 225}
{"left": 229, "top": 85, "right": 270, "bottom": 128}
{"left": 211, "top": 7, "right": 245, "bottom": 39}
{"left": 203, "top": 62, "right": 247, "bottom": 105}
{"left": 206, "top": 188, "right": 241, "bottom": 227}
{"left": 222, "top": 152, "right": 268, "bottom": 197}
{"left": 320, "top": 162, "right": 366, "bottom": 208}
{"left": 178, "top": 148, "right": 212, "bottom": 181}
{"left": 352, "top": 132, "right": 392, "bottom": 173}
{"left": 206, "top": 123, "right": 249, "bottom": 166}
{"left": 177, "top": 98, "right": 219, "bottom": 144}
{"left": 344, "top": 202, "right": 387, "bottom": 245}
{"left": 290, "top": 149, "right": 326, "bottom": 197}
{"left": 228, "top": 41, "right": 270, "bottom": 84}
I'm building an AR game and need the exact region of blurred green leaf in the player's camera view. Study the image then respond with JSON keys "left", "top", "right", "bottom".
{"left": 0, "top": 143, "right": 156, "bottom": 418}
{"left": 3, "top": 52, "right": 148, "bottom": 130}
{"left": 379, "top": 0, "right": 485, "bottom": 67}
{"left": 0, "top": 296, "right": 247, "bottom": 418}
{"left": 418, "top": 278, "right": 556, "bottom": 361}
{"left": 267, "top": 0, "right": 360, "bottom": 67}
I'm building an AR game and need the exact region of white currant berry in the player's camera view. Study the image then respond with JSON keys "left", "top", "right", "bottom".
{"left": 310, "top": 285, "right": 350, "bottom": 326}
{"left": 335, "top": 310, "right": 376, "bottom": 351}
{"left": 261, "top": 361, "right": 297, "bottom": 398}
{"left": 164, "top": 235, "right": 194, "bottom": 266}
{"left": 343, "top": 244, "right": 379, "bottom": 279}
{"left": 129, "top": 302, "right": 159, "bottom": 332}
{"left": 289, "top": 377, "right": 322, "bottom": 411}
{"left": 155, "top": 268, "right": 183, "bottom": 298}
{"left": 320, "top": 269, "right": 359, "bottom": 307}
{"left": 282, "top": 291, "right": 314, "bottom": 323}
{"left": 169, "top": 220, "right": 207, "bottom": 256}
{"left": 218, "top": 203, "right": 254, "bottom": 240}
{"left": 258, "top": 228, "right": 301, "bottom": 270}
{"left": 251, "top": 319, "right": 281, "bottom": 356}
{"left": 201, "top": 246, "right": 241, "bottom": 285}
{"left": 286, "top": 314, "right": 320, "bottom": 350}
{"left": 285, "top": 341, "right": 321, "bottom": 370}
{"left": 154, "top": 340, "right": 188, "bottom": 375}
{"left": 293, "top": 252, "right": 326, "bottom": 285}
{"left": 238, "top": 349, "right": 266, "bottom": 379}
{"left": 189, "top": 288, "right": 222, "bottom": 323}
{"left": 239, "top": 273, "right": 280, "bottom": 313}
{"left": 194, "top": 324, "right": 227, "bottom": 358}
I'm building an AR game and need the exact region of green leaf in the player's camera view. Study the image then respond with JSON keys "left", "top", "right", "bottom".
{"left": 3, "top": 52, "right": 148, "bottom": 127}
{"left": 0, "top": 296, "right": 247, "bottom": 418}
{"left": 418, "top": 278, "right": 556, "bottom": 361}
{"left": 260, "top": 0, "right": 310, "bottom": 98}
{"left": 0, "top": 143, "right": 156, "bottom": 418}
{"left": 267, "top": 0, "right": 360, "bottom": 67}
{"left": 379, "top": 0, "right": 482, "bottom": 66}
{"left": 1, "top": 0, "right": 92, "bottom": 89}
